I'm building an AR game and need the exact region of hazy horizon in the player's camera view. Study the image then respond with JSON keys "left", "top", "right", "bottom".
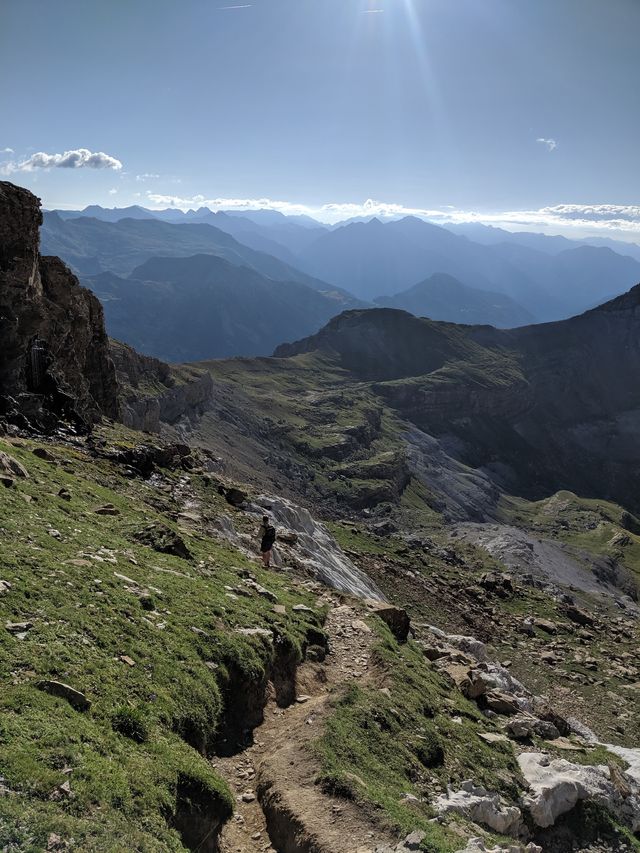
{"left": 2, "top": 0, "right": 640, "bottom": 242}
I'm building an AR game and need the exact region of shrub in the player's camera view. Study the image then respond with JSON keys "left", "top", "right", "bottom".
{"left": 112, "top": 706, "right": 149, "bottom": 743}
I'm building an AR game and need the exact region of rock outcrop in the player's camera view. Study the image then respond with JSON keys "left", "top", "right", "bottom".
{"left": 0, "top": 181, "right": 118, "bottom": 430}
{"left": 110, "top": 340, "right": 213, "bottom": 433}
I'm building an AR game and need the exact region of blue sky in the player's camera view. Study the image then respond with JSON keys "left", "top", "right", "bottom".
{"left": 2, "top": 0, "right": 639, "bottom": 238}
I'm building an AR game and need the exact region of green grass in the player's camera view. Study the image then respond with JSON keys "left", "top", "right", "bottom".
{"left": 501, "top": 490, "right": 640, "bottom": 586}
{"left": 0, "top": 433, "right": 323, "bottom": 850}
{"left": 314, "top": 623, "right": 524, "bottom": 852}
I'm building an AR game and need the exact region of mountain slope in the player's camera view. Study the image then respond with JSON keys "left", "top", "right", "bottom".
{"left": 274, "top": 288, "right": 640, "bottom": 512}
{"left": 87, "top": 254, "right": 350, "bottom": 361}
{"left": 297, "top": 216, "right": 640, "bottom": 321}
{"left": 375, "top": 272, "right": 533, "bottom": 327}
{"left": 39, "top": 212, "right": 343, "bottom": 298}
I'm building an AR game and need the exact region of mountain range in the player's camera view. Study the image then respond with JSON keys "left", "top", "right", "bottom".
{"left": 6, "top": 180, "right": 640, "bottom": 852}
{"left": 44, "top": 203, "right": 640, "bottom": 362}
{"left": 374, "top": 272, "right": 534, "bottom": 327}
{"left": 87, "top": 254, "right": 355, "bottom": 362}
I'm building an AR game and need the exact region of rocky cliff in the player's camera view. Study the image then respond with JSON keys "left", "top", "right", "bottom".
{"left": 111, "top": 340, "right": 214, "bottom": 433}
{"left": 0, "top": 181, "right": 118, "bottom": 431}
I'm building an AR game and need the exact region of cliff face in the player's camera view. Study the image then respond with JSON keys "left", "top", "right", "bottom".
{"left": 0, "top": 182, "right": 118, "bottom": 430}
{"left": 110, "top": 340, "right": 214, "bottom": 433}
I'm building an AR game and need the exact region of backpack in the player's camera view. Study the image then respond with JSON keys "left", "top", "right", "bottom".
{"left": 262, "top": 525, "right": 276, "bottom": 548}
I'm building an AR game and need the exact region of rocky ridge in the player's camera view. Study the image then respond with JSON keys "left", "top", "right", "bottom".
{"left": 0, "top": 181, "right": 118, "bottom": 432}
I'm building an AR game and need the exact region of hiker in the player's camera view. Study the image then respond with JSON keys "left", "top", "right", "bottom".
{"left": 258, "top": 515, "right": 276, "bottom": 567}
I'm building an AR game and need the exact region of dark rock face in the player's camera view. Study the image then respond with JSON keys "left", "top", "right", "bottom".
{"left": 0, "top": 181, "right": 118, "bottom": 430}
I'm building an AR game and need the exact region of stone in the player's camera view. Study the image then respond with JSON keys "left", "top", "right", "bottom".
{"left": 32, "top": 447, "right": 56, "bottom": 462}
{"left": 483, "top": 690, "right": 520, "bottom": 716}
{"left": 36, "top": 680, "right": 91, "bottom": 712}
{"left": 236, "top": 627, "right": 273, "bottom": 639}
{"left": 134, "top": 523, "right": 192, "bottom": 560}
{"left": 94, "top": 504, "right": 120, "bottom": 516}
{"left": 507, "top": 716, "right": 560, "bottom": 741}
{"left": 244, "top": 579, "right": 278, "bottom": 602}
{"left": 277, "top": 529, "right": 298, "bottom": 545}
{"left": 241, "top": 791, "right": 256, "bottom": 802}
{"left": 479, "top": 572, "right": 514, "bottom": 598}
{"left": 403, "top": 832, "right": 426, "bottom": 850}
{"left": 366, "top": 600, "right": 411, "bottom": 643}
{"left": 478, "top": 732, "right": 510, "bottom": 744}
{"left": 518, "top": 751, "right": 640, "bottom": 830}
{"left": 561, "top": 603, "right": 595, "bottom": 627}
{"left": 272, "top": 604, "right": 287, "bottom": 615}
{"left": 435, "top": 780, "right": 524, "bottom": 835}
{"left": 119, "top": 655, "right": 136, "bottom": 667}
{"left": 0, "top": 451, "right": 28, "bottom": 479}
{"left": 224, "top": 487, "right": 247, "bottom": 508}
{"left": 533, "top": 618, "right": 558, "bottom": 635}
{"left": 0, "top": 580, "right": 12, "bottom": 596}
{"left": 0, "top": 475, "right": 14, "bottom": 488}
{"left": 292, "top": 604, "right": 315, "bottom": 614}
{"left": 57, "top": 488, "right": 72, "bottom": 501}
{"left": 6, "top": 620, "right": 32, "bottom": 633}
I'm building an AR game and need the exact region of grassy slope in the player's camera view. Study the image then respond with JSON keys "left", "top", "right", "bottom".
{"left": 0, "top": 432, "right": 322, "bottom": 851}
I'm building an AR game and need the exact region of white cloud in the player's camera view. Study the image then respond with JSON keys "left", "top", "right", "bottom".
{"left": 136, "top": 173, "right": 160, "bottom": 182}
{"left": 143, "top": 190, "right": 640, "bottom": 240}
{"left": 145, "top": 192, "right": 443, "bottom": 222}
{"left": 218, "top": 4, "right": 252, "bottom": 8}
{"left": 1, "top": 147, "right": 13, "bottom": 154}
{"left": 4, "top": 148, "right": 123, "bottom": 173}
{"left": 108, "top": 188, "right": 118, "bottom": 195}
{"left": 536, "top": 137, "right": 558, "bottom": 152}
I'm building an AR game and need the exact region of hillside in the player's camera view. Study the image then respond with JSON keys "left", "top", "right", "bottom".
{"left": 273, "top": 294, "right": 640, "bottom": 513}
{"left": 87, "top": 254, "right": 355, "bottom": 361}
{"left": 296, "top": 216, "right": 640, "bottom": 321}
{"left": 374, "top": 273, "right": 533, "bottom": 328}
{"left": 39, "top": 211, "right": 342, "bottom": 296}
{"left": 3, "top": 180, "right": 640, "bottom": 853}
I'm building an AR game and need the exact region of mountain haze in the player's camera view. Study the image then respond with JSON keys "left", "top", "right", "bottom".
{"left": 375, "top": 272, "right": 533, "bottom": 327}
{"left": 88, "top": 253, "right": 352, "bottom": 361}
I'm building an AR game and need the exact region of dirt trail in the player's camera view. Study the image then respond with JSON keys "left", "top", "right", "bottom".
{"left": 216, "top": 600, "right": 396, "bottom": 853}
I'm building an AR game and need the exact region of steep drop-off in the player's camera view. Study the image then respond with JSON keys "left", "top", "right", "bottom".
{"left": 0, "top": 182, "right": 118, "bottom": 430}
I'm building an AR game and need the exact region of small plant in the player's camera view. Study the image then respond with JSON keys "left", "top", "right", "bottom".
{"left": 139, "top": 594, "right": 155, "bottom": 611}
{"left": 112, "top": 706, "right": 149, "bottom": 743}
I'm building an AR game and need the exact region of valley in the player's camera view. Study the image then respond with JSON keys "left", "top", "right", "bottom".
{"left": 2, "top": 179, "right": 640, "bottom": 853}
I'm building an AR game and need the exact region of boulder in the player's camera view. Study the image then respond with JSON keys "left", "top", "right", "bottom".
{"left": 507, "top": 715, "right": 560, "bottom": 741}
{"left": 482, "top": 690, "right": 521, "bottom": 716}
{"left": 94, "top": 504, "right": 120, "bottom": 516}
{"left": 0, "top": 450, "right": 28, "bottom": 479}
{"left": 435, "top": 780, "right": 524, "bottom": 835}
{"left": 36, "top": 680, "right": 91, "bottom": 712}
{"left": 366, "top": 600, "right": 411, "bottom": 643}
{"left": 134, "top": 523, "right": 192, "bottom": 560}
{"left": 479, "top": 571, "right": 514, "bottom": 598}
{"left": 32, "top": 447, "right": 56, "bottom": 462}
{"left": 518, "top": 751, "right": 640, "bottom": 831}
{"left": 561, "top": 603, "right": 595, "bottom": 627}
{"left": 223, "top": 487, "right": 247, "bottom": 508}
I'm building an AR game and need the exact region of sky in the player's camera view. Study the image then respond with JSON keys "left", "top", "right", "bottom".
{"left": 2, "top": 0, "right": 640, "bottom": 239}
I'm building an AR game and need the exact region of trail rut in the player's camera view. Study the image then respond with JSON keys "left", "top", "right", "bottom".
{"left": 216, "top": 600, "right": 395, "bottom": 853}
